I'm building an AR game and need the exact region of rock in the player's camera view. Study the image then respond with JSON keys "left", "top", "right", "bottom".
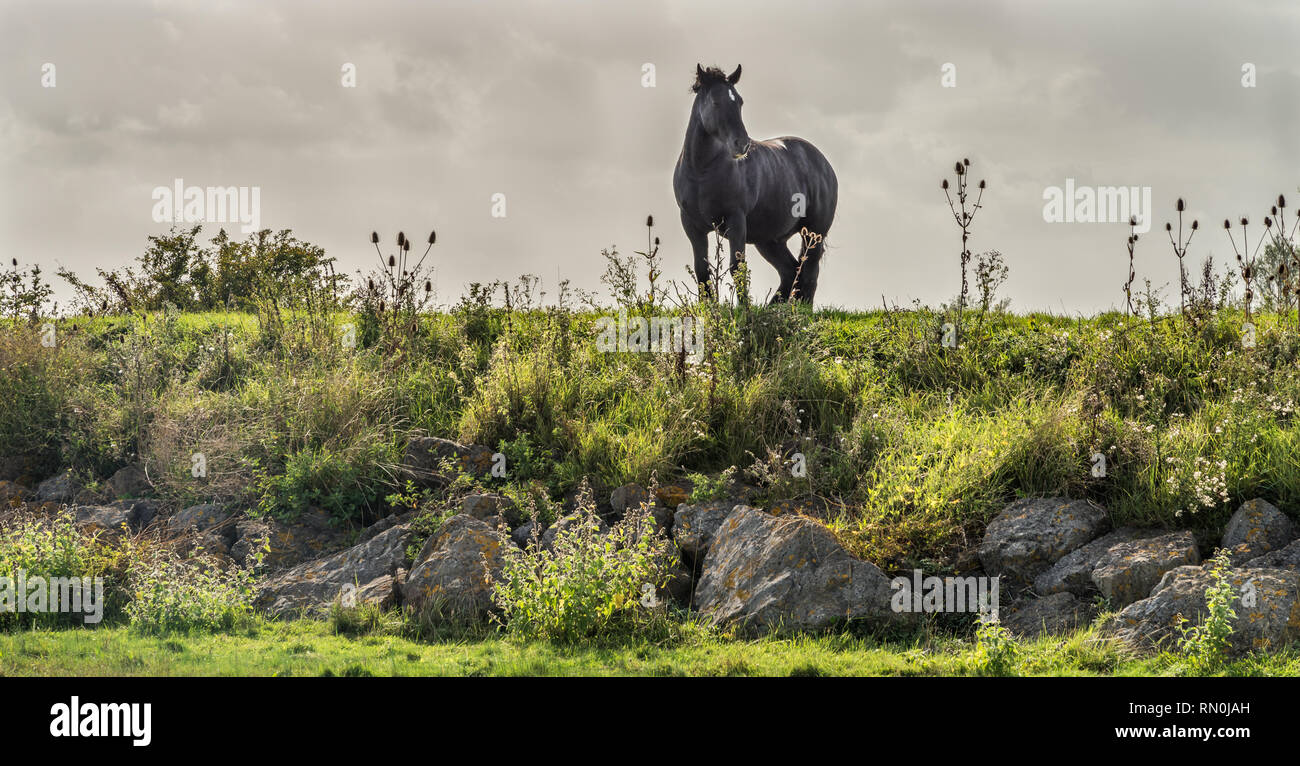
{"left": 170, "top": 503, "right": 233, "bottom": 538}
{"left": 399, "top": 437, "right": 495, "bottom": 487}
{"left": 1033, "top": 527, "right": 1149, "bottom": 596}
{"left": 1091, "top": 531, "right": 1200, "bottom": 607}
{"left": 345, "top": 574, "right": 400, "bottom": 611}
{"left": 511, "top": 520, "right": 540, "bottom": 548}
{"left": 978, "top": 497, "right": 1110, "bottom": 583}
{"left": 663, "top": 564, "right": 694, "bottom": 605}
{"left": 1107, "top": 566, "right": 1300, "bottom": 655}
{"left": 0, "top": 480, "right": 27, "bottom": 509}
{"left": 228, "top": 509, "right": 352, "bottom": 570}
{"left": 33, "top": 470, "right": 81, "bottom": 505}
{"left": 654, "top": 483, "right": 691, "bottom": 510}
{"left": 694, "top": 507, "right": 903, "bottom": 635}
{"left": 402, "top": 515, "right": 506, "bottom": 619}
{"left": 672, "top": 501, "right": 748, "bottom": 562}
{"left": 540, "top": 513, "right": 608, "bottom": 552}
{"left": 766, "top": 495, "right": 835, "bottom": 520}
{"left": 108, "top": 498, "right": 162, "bottom": 531}
{"left": 610, "top": 483, "right": 649, "bottom": 515}
{"left": 1001, "top": 592, "right": 1092, "bottom": 638}
{"left": 1241, "top": 539, "right": 1300, "bottom": 571}
{"left": 358, "top": 510, "right": 416, "bottom": 543}
{"left": 462, "top": 493, "right": 518, "bottom": 524}
{"left": 104, "top": 464, "right": 153, "bottom": 499}
{"left": 1221, "top": 499, "right": 1296, "bottom": 563}
{"left": 257, "top": 523, "right": 414, "bottom": 618}
{"left": 72, "top": 505, "right": 132, "bottom": 537}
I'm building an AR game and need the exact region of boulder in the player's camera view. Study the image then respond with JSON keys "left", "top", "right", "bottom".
{"left": 170, "top": 503, "right": 233, "bottom": 540}
{"left": 108, "top": 498, "right": 163, "bottom": 531}
{"left": 257, "top": 523, "right": 414, "bottom": 618}
{"left": 33, "top": 470, "right": 80, "bottom": 505}
{"left": 610, "top": 483, "right": 649, "bottom": 515}
{"left": 1107, "top": 565, "right": 1300, "bottom": 655}
{"left": 1221, "top": 499, "right": 1296, "bottom": 564}
{"left": 694, "top": 507, "right": 903, "bottom": 635}
{"left": 672, "top": 501, "right": 748, "bottom": 562}
{"left": 0, "top": 480, "right": 28, "bottom": 508}
{"left": 462, "top": 493, "right": 518, "bottom": 524}
{"left": 978, "top": 497, "right": 1110, "bottom": 583}
{"left": 1243, "top": 539, "right": 1300, "bottom": 570}
{"left": 402, "top": 515, "right": 506, "bottom": 619}
{"left": 104, "top": 464, "right": 153, "bottom": 499}
{"left": 1091, "top": 531, "right": 1200, "bottom": 607}
{"left": 72, "top": 505, "right": 132, "bottom": 537}
{"left": 1033, "top": 527, "right": 1148, "bottom": 596}
{"left": 1001, "top": 592, "right": 1092, "bottom": 638}
{"left": 511, "top": 519, "right": 540, "bottom": 548}
{"left": 540, "top": 513, "right": 607, "bottom": 552}
{"left": 229, "top": 509, "right": 352, "bottom": 570}
{"left": 399, "top": 437, "right": 495, "bottom": 487}
{"left": 654, "top": 482, "right": 691, "bottom": 510}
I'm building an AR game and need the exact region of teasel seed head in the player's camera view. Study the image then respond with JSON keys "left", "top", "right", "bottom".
{"left": 424, "top": 280, "right": 432, "bottom": 293}
{"left": 646, "top": 215, "right": 654, "bottom": 227}
{"left": 941, "top": 179, "right": 949, "bottom": 190}
{"left": 1176, "top": 198, "right": 1185, "bottom": 212}
{"left": 427, "top": 231, "right": 436, "bottom": 245}
{"left": 397, "top": 232, "right": 406, "bottom": 247}
{"left": 1191, "top": 220, "right": 1199, "bottom": 230}
{"left": 388, "top": 255, "right": 396, "bottom": 268}
{"left": 1223, "top": 219, "right": 1232, "bottom": 230}
{"left": 1241, "top": 217, "right": 1249, "bottom": 226}
{"left": 370, "top": 231, "right": 379, "bottom": 244}
{"left": 1165, "top": 222, "right": 1173, "bottom": 232}
{"left": 978, "top": 179, "right": 986, "bottom": 189}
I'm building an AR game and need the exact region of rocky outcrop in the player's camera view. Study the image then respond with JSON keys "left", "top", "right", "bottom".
{"left": 104, "top": 464, "right": 153, "bottom": 499}
{"left": 257, "top": 524, "right": 414, "bottom": 618}
{"left": 402, "top": 515, "right": 506, "bottom": 619}
{"left": 228, "top": 509, "right": 352, "bottom": 570}
{"left": 694, "top": 507, "right": 902, "bottom": 635}
{"left": 1107, "top": 565, "right": 1300, "bottom": 655}
{"left": 1091, "top": 531, "right": 1200, "bottom": 607}
{"left": 978, "top": 498, "right": 1109, "bottom": 584}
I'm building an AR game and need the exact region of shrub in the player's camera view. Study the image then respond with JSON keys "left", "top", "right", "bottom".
{"left": 0, "top": 509, "right": 120, "bottom": 629}
{"left": 490, "top": 483, "right": 676, "bottom": 642}
{"left": 971, "top": 616, "right": 1018, "bottom": 676}
{"left": 123, "top": 541, "right": 264, "bottom": 634}
{"left": 1174, "top": 548, "right": 1237, "bottom": 672}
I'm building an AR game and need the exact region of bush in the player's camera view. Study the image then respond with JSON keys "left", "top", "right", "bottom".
{"left": 490, "top": 483, "right": 676, "bottom": 642}
{"left": 0, "top": 510, "right": 121, "bottom": 629}
{"left": 123, "top": 542, "right": 264, "bottom": 634}
{"left": 1174, "top": 548, "right": 1237, "bottom": 672}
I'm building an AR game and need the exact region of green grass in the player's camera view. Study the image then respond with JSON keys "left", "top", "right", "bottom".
{"left": 3, "top": 619, "right": 1298, "bottom": 676}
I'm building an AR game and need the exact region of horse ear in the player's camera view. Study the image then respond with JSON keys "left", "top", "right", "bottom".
{"left": 727, "top": 65, "right": 742, "bottom": 84}
{"left": 697, "top": 64, "right": 706, "bottom": 79}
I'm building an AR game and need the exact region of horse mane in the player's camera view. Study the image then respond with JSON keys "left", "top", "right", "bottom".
{"left": 690, "top": 66, "right": 730, "bottom": 93}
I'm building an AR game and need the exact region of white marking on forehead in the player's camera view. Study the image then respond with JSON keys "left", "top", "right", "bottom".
{"left": 728, "top": 89, "right": 736, "bottom": 101}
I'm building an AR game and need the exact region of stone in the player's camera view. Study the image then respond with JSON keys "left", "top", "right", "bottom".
{"left": 1221, "top": 499, "right": 1296, "bottom": 564}
{"left": 72, "top": 505, "right": 132, "bottom": 537}
{"left": 33, "top": 470, "right": 80, "bottom": 505}
{"left": 1241, "top": 539, "right": 1300, "bottom": 571}
{"left": 257, "top": 524, "right": 414, "bottom": 618}
{"left": 511, "top": 520, "right": 540, "bottom": 548}
{"left": 672, "top": 501, "right": 749, "bottom": 563}
{"left": 228, "top": 509, "right": 352, "bottom": 570}
{"left": 1091, "top": 531, "right": 1200, "bottom": 607}
{"left": 610, "top": 483, "right": 650, "bottom": 515}
{"left": 694, "top": 507, "right": 904, "bottom": 635}
{"left": 104, "top": 464, "right": 153, "bottom": 499}
{"left": 1107, "top": 566, "right": 1300, "bottom": 655}
{"left": 402, "top": 515, "right": 506, "bottom": 619}
{"left": 1001, "top": 592, "right": 1092, "bottom": 638}
{"left": 462, "top": 493, "right": 518, "bottom": 524}
{"left": 978, "top": 497, "right": 1110, "bottom": 583}
{"left": 1033, "top": 527, "right": 1149, "bottom": 596}
{"left": 540, "top": 513, "right": 607, "bottom": 552}
{"left": 399, "top": 437, "right": 495, "bottom": 487}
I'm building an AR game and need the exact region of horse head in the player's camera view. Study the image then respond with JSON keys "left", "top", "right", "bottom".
{"left": 691, "top": 64, "right": 751, "bottom": 159}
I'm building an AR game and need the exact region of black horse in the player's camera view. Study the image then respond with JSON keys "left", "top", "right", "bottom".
{"left": 673, "top": 64, "right": 838, "bottom": 304}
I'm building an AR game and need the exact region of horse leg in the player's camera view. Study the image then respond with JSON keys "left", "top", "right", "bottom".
{"left": 681, "top": 212, "right": 712, "bottom": 298}
{"left": 723, "top": 213, "right": 749, "bottom": 304}
{"left": 755, "top": 239, "right": 799, "bottom": 303}
{"left": 790, "top": 225, "right": 828, "bottom": 304}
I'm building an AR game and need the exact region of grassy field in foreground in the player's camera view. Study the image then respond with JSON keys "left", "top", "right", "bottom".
{"left": 3, "top": 621, "right": 1299, "bottom": 677}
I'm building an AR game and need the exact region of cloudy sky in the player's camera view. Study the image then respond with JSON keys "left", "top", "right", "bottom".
{"left": 1, "top": 0, "right": 1297, "bottom": 312}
